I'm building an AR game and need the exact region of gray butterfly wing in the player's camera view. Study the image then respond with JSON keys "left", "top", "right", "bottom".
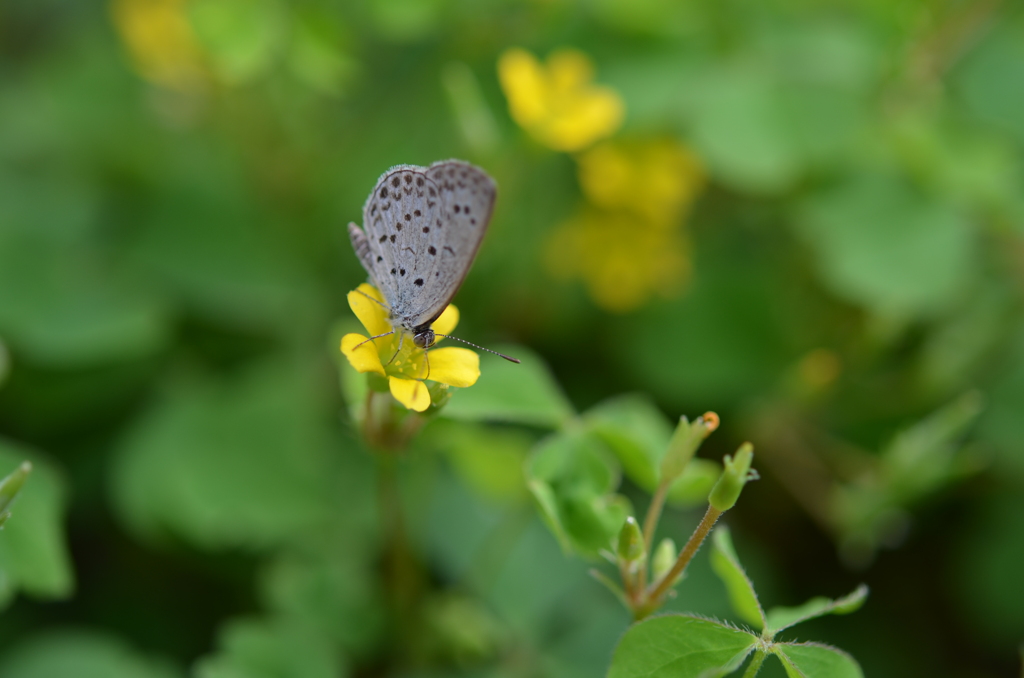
{"left": 414, "top": 159, "right": 496, "bottom": 326}
{"left": 349, "top": 160, "right": 496, "bottom": 331}
{"left": 349, "top": 165, "right": 441, "bottom": 325}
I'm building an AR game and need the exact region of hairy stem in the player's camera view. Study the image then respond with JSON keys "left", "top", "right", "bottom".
{"left": 636, "top": 504, "right": 723, "bottom": 619}
{"left": 642, "top": 479, "right": 670, "bottom": 558}
{"left": 741, "top": 650, "right": 766, "bottom": 678}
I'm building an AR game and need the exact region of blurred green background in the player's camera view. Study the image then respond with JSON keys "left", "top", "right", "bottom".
{"left": 1, "top": 0, "right": 1024, "bottom": 676}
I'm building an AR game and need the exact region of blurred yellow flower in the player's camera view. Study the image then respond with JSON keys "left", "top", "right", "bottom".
{"left": 546, "top": 210, "right": 691, "bottom": 313}
{"left": 110, "top": 0, "right": 206, "bottom": 90}
{"left": 498, "top": 48, "right": 625, "bottom": 152}
{"left": 340, "top": 284, "right": 480, "bottom": 412}
{"left": 576, "top": 139, "right": 706, "bottom": 227}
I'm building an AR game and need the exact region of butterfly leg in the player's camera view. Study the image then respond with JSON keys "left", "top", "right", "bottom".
{"left": 421, "top": 349, "right": 431, "bottom": 380}
{"left": 385, "top": 332, "right": 405, "bottom": 366}
{"left": 353, "top": 288, "right": 392, "bottom": 313}
{"left": 353, "top": 330, "right": 394, "bottom": 351}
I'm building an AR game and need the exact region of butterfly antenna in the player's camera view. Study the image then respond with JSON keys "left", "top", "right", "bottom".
{"left": 434, "top": 334, "right": 521, "bottom": 363}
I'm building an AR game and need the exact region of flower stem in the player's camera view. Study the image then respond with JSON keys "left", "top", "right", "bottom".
{"left": 635, "top": 504, "right": 722, "bottom": 620}
{"left": 378, "top": 455, "right": 420, "bottom": 658}
{"left": 642, "top": 479, "right": 670, "bottom": 557}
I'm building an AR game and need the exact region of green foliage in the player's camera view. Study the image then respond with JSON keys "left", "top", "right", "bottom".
{"left": 585, "top": 395, "right": 718, "bottom": 506}
{"left": 527, "top": 428, "right": 631, "bottom": 558}
{"left": 443, "top": 346, "right": 575, "bottom": 428}
{"left": 608, "top": 616, "right": 755, "bottom": 678}
{"left": 832, "top": 391, "right": 984, "bottom": 562}
{"left": 795, "top": 173, "right": 975, "bottom": 318}
{"left": 111, "top": 362, "right": 340, "bottom": 548}
{"left": 0, "top": 443, "right": 73, "bottom": 608}
{"left": 0, "top": 631, "right": 181, "bottom": 678}
{"left": 195, "top": 618, "right": 343, "bottom": 678}
{"left": 2, "top": 0, "right": 1023, "bottom": 675}
{"left": 610, "top": 526, "right": 866, "bottom": 677}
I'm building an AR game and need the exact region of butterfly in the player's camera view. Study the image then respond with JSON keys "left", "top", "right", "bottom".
{"left": 348, "top": 159, "right": 519, "bottom": 363}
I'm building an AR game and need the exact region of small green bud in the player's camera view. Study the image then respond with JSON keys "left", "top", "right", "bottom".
{"left": 709, "top": 443, "right": 756, "bottom": 511}
{"left": 660, "top": 412, "right": 720, "bottom": 483}
{"left": 617, "top": 516, "right": 645, "bottom": 564}
{"left": 426, "top": 382, "right": 452, "bottom": 411}
{"left": 0, "top": 461, "right": 31, "bottom": 528}
{"left": 651, "top": 537, "right": 677, "bottom": 583}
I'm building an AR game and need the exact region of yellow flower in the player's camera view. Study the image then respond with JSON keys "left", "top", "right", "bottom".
{"left": 576, "top": 139, "right": 706, "bottom": 227}
{"left": 546, "top": 209, "right": 691, "bottom": 313}
{"left": 339, "top": 284, "right": 480, "bottom": 412}
{"left": 110, "top": 0, "right": 206, "bottom": 90}
{"left": 498, "top": 48, "right": 625, "bottom": 152}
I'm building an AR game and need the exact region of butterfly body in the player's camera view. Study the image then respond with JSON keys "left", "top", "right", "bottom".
{"left": 348, "top": 160, "right": 497, "bottom": 346}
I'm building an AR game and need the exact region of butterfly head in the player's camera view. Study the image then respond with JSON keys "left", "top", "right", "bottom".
{"left": 412, "top": 326, "right": 436, "bottom": 349}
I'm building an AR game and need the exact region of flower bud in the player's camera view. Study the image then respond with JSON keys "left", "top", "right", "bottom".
{"left": 651, "top": 537, "right": 677, "bottom": 583}
{"left": 426, "top": 382, "right": 452, "bottom": 411}
{"left": 709, "top": 443, "right": 756, "bottom": 512}
{"left": 616, "top": 516, "right": 645, "bottom": 564}
{"left": 660, "top": 412, "right": 720, "bottom": 484}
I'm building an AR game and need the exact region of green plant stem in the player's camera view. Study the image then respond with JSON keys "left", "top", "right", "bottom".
{"left": 636, "top": 478, "right": 670, "bottom": 593}
{"left": 378, "top": 456, "right": 420, "bottom": 659}
{"left": 642, "top": 478, "right": 670, "bottom": 558}
{"left": 741, "top": 650, "right": 766, "bottom": 678}
{"left": 635, "top": 504, "right": 722, "bottom": 619}
{"left": 619, "top": 558, "right": 635, "bottom": 603}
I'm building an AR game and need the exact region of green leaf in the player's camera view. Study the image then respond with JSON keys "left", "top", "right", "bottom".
{"left": 425, "top": 419, "right": 532, "bottom": 503}
{"left": 259, "top": 537, "right": 383, "bottom": 654}
{"left": 0, "top": 441, "right": 73, "bottom": 607}
{"left": 775, "top": 642, "right": 863, "bottom": 678}
{"left": 195, "top": 617, "right": 344, "bottom": 678}
{"left": 110, "top": 361, "right": 337, "bottom": 549}
{"left": 442, "top": 346, "right": 575, "bottom": 428}
{"left": 689, "top": 67, "right": 801, "bottom": 194}
{"left": 526, "top": 429, "right": 630, "bottom": 558}
{"left": 584, "top": 394, "right": 673, "bottom": 491}
{"left": 0, "top": 630, "right": 182, "bottom": 678}
{"left": 666, "top": 459, "right": 721, "bottom": 506}
{"left": 0, "top": 233, "right": 171, "bottom": 366}
{"left": 765, "top": 584, "right": 868, "bottom": 634}
{"left": 955, "top": 16, "right": 1024, "bottom": 146}
{"left": 527, "top": 479, "right": 572, "bottom": 553}
{"left": 709, "top": 525, "right": 765, "bottom": 630}
{"left": 608, "top": 615, "right": 756, "bottom": 678}
{"left": 130, "top": 189, "right": 318, "bottom": 334}
{"left": 794, "top": 173, "right": 975, "bottom": 318}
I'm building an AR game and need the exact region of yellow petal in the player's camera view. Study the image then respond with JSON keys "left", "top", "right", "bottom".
{"left": 389, "top": 376, "right": 431, "bottom": 412}
{"left": 426, "top": 347, "right": 480, "bottom": 387}
{"left": 341, "top": 333, "right": 386, "bottom": 376}
{"left": 547, "top": 49, "right": 594, "bottom": 91}
{"left": 498, "top": 48, "right": 547, "bottom": 126}
{"left": 546, "top": 87, "right": 624, "bottom": 152}
{"left": 348, "top": 284, "right": 392, "bottom": 337}
{"left": 432, "top": 304, "right": 460, "bottom": 338}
